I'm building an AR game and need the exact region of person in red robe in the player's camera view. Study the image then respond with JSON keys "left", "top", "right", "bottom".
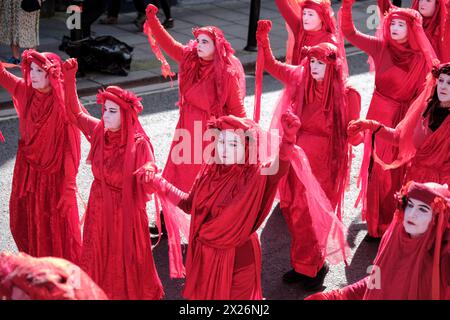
{"left": 256, "top": 20, "right": 360, "bottom": 290}
{"left": 341, "top": 0, "right": 438, "bottom": 240}
{"left": 377, "top": 0, "right": 450, "bottom": 62}
{"left": 143, "top": 4, "right": 246, "bottom": 194}
{"left": 135, "top": 112, "right": 301, "bottom": 300}
{"left": 0, "top": 50, "right": 82, "bottom": 263}
{"left": 62, "top": 59, "right": 164, "bottom": 300}
{"left": 274, "top": 0, "right": 344, "bottom": 65}
{"left": 306, "top": 181, "right": 450, "bottom": 300}
{"left": 0, "top": 251, "right": 108, "bottom": 300}
{"left": 347, "top": 62, "right": 450, "bottom": 187}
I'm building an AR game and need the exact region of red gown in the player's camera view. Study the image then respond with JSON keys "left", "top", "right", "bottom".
{"left": 0, "top": 54, "right": 82, "bottom": 263}
{"left": 259, "top": 39, "right": 360, "bottom": 276}
{"left": 145, "top": 16, "right": 246, "bottom": 193}
{"left": 73, "top": 111, "right": 164, "bottom": 300}
{"left": 275, "top": 0, "right": 338, "bottom": 65}
{"left": 156, "top": 116, "right": 294, "bottom": 300}
{"left": 378, "top": 0, "right": 450, "bottom": 62}
{"left": 342, "top": 5, "right": 435, "bottom": 237}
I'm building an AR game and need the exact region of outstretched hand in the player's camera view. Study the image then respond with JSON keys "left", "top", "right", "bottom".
{"left": 347, "top": 119, "right": 381, "bottom": 137}
{"left": 134, "top": 162, "right": 159, "bottom": 184}
{"left": 281, "top": 109, "right": 301, "bottom": 143}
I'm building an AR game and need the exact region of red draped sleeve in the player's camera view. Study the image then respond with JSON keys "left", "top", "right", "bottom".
{"left": 341, "top": 4, "right": 383, "bottom": 62}
{"left": 275, "top": 0, "right": 301, "bottom": 35}
{"left": 145, "top": 14, "right": 185, "bottom": 63}
{"left": 346, "top": 87, "right": 363, "bottom": 146}
{"left": 377, "top": 0, "right": 394, "bottom": 15}
{"left": 225, "top": 75, "right": 246, "bottom": 117}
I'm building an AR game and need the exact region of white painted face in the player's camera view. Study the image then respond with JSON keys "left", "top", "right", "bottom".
{"left": 303, "top": 8, "right": 323, "bottom": 31}
{"left": 418, "top": 0, "right": 437, "bottom": 18}
{"left": 103, "top": 100, "right": 121, "bottom": 131}
{"left": 390, "top": 18, "right": 408, "bottom": 42}
{"left": 310, "top": 57, "right": 327, "bottom": 81}
{"left": 29, "top": 62, "right": 50, "bottom": 90}
{"left": 216, "top": 130, "right": 245, "bottom": 165}
{"left": 403, "top": 198, "right": 433, "bottom": 237}
{"left": 196, "top": 33, "right": 215, "bottom": 61}
{"left": 437, "top": 73, "right": 450, "bottom": 103}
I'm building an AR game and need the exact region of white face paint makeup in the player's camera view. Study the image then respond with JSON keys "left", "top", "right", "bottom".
{"left": 390, "top": 18, "right": 409, "bottom": 43}
{"left": 403, "top": 198, "right": 433, "bottom": 237}
{"left": 418, "top": 0, "right": 437, "bottom": 18}
{"left": 196, "top": 34, "right": 215, "bottom": 61}
{"left": 103, "top": 100, "right": 121, "bottom": 132}
{"left": 216, "top": 130, "right": 245, "bottom": 165}
{"left": 303, "top": 8, "right": 323, "bottom": 31}
{"left": 30, "top": 62, "right": 50, "bottom": 91}
{"left": 310, "top": 57, "right": 327, "bottom": 81}
{"left": 437, "top": 73, "right": 450, "bottom": 104}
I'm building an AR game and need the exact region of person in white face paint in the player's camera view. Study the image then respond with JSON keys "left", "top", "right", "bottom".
{"left": 62, "top": 58, "right": 164, "bottom": 300}
{"left": 377, "top": 0, "right": 450, "bottom": 62}
{"left": 257, "top": 19, "right": 362, "bottom": 290}
{"left": 306, "top": 180, "right": 450, "bottom": 300}
{"left": 341, "top": 0, "right": 439, "bottom": 242}
{"left": 0, "top": 50, "right": 82, "bottom": 263}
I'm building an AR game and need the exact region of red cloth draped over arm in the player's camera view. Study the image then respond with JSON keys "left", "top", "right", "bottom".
{"left": 275, "top": 0, "right": 301, "bottom": 36}
{"left": 377, "top": 0, "right": 394, "bottom": 15}
{"left": 442, "top": 1, "right": 450, "bottom": 62}
{"left": 341, "top": 4, "right": 383, "bottom": 61}
{"left": 260, "top": 35, "right": 300, "bottom": 84}
{"left": 346, "top": 87, "right": 363, "bottom": 146}
{"left": 145, "top": 14, "right": 185, "bottom": 63}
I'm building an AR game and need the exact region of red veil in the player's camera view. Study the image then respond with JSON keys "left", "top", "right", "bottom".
{"left": 364, "top": 181, "right": 450, "bottom": 300}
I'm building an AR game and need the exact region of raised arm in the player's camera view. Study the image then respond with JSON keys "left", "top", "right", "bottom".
{"left": 275, "top": 0, "right": 301, "bottom": 35}
{"left": 377, "top": 0, "right": 394, "bottom": 16}
{"left": 62, "top": 59, "right": 99, "bottom": 138}
{"left": 0, "top": 63, "right": 27, "bottom": 115}
{"left": 257, "top": 20, "right": 300, "bottom": 84}
{"left": 340, "top": 0, "right": 382, "bottom": 60}
{"left": 441, "top": 1, "right": 450, "bottom": 63}
{"left": 145, "top": 4, "right": 184, "bottom": 63}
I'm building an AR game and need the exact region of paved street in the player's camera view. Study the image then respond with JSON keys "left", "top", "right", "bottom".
{"left": 0, "top": 46, "right": 383, "bottom": 299}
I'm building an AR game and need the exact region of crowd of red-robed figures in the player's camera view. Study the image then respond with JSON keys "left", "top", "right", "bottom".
{"left": 0, "top": 0, "right": 449, "bottom": 300}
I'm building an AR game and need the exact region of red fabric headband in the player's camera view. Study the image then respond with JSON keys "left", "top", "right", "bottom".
{"left": 302, "top": 42, "right": 337, "bottom": 64}
{"left": 97, "top": 86, "right": 143, "bottom": 114}
{"left": 406, "top": 181, "right": 450, "bottom": 207}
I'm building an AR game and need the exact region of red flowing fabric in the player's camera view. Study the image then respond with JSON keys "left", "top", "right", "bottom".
{"left": 67, "top": 86, "right": 164, "bottom": 300}
{"left": 0, "top": 50, "right": 82, "bottom": 263}
{"left": 342, "top": 5, "right": 438, "bottom": 237}
{"left": 0, "top": 252, "right": 108, "bottom": 300}
{"left": 255, "top": 39, "right": 355, "bottom": 274}
{"left": 0, "top": 61, "right": 21, "bottom": 142}
{"left": 175, "top": 116, "right": 292, "bottom": 300}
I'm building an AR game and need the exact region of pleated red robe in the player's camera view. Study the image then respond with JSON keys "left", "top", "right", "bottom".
{"left": 0, "top": 58, "right": 82, "bottom": 263}
{"left": 341, "top": 5, "right": 434, "bottom": 237}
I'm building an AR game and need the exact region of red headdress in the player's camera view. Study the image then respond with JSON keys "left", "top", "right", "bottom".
{"left": 0, "top": 252, "right": 108, "bottom": 300}
{"left": 364, "top": 181, "right": 450, "bottom": 300}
